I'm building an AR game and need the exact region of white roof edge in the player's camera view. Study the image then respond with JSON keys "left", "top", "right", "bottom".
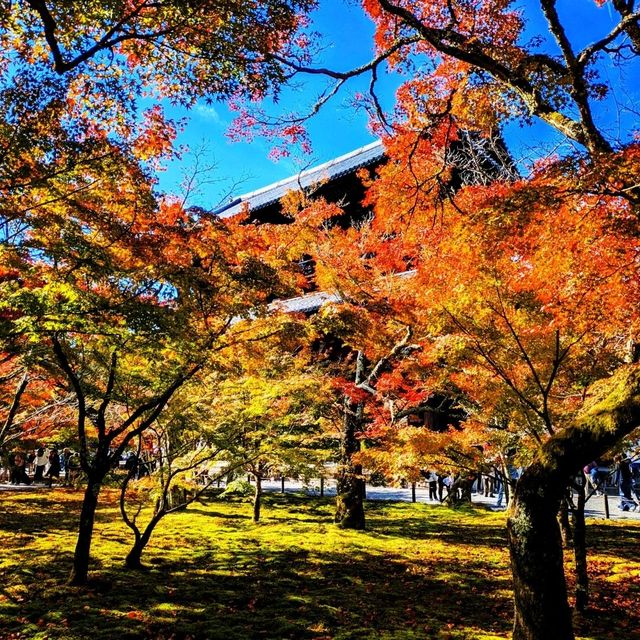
{"left": 268, "top": 270, "right": 416, "bottom": 314}
{"left": 236, "top": 140, "right": 383, "bottom": 203}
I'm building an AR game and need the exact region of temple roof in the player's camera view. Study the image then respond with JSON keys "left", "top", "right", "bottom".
{"left": 269, "top": 269, "right": 416, "bottom": 315}
{"left": 212, "top": 140, "right": 384, "bottom": 219}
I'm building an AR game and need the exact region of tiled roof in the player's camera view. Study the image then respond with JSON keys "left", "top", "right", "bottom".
{"left": 268, "top": 270, "right": 416, "bottom": 315}
{"left": 269, "top": 291, "right": 341, "bottom": 314}
{"left": 213, "top": 140, "right": 384, "bottom": 219}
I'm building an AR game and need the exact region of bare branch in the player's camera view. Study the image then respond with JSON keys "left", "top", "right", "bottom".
{"left": 51, "top": 335, "right": 89, "bottom": 466}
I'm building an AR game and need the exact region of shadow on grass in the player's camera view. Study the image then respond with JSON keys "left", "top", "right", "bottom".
{"left": 0, "top": 492, "right": 514, "bottom": 639}
{"left": 365, "top": 503, "right": 507, "bottom": 549}
{"left": 2, "top": 492, "right": 637, "bottom": 640}
{"left": 0, "top": 494, "right": 81, "bottom": 534}
{"left": 183, "top": 508, "right": 249, "bottom": 520}
{"left": 586, "top": 523, "right": 640, "bottom": 561}
{"left": 1, "top": 544, "right": 513, "bottom": 640}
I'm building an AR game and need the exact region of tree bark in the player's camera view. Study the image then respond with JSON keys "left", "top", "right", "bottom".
{"left": 335, "top": 399, "right": 365, "bottom": 529}
{"left": 444, "top": 475, "right": 473, "bottom": 506}
{"left": 0, "top": 371, "right": 28, "bottom": 450}
{"left": 572, "top": 479, "right": 588, "bottom": 613}
{"left": 508, "top": 365, "right": 640, "bottom": 640}
{"left": 125, "top": 520, "right": 157, "bottom": 570}
{"left": 558, "top": 496, "right": 573, "bottom": 549}
{"left": 253, "top": 474, "right": 262, "bottom": 523}
{"left": 68, "top": 476, "right": 102, "bottom": 585}
{"left": 508, "top": 467, "right": 573, "bottom": 640}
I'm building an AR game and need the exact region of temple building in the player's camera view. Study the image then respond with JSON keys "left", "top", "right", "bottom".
{"left": 212, "top": 140, "right": 384, "bottom": 225}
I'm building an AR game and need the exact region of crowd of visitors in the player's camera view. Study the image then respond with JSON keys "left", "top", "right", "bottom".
{"left": 3, "top": 440, "right": 639, "bottom": 516}
{"left": 581, "top": 453, "right": 640, "bottom": 511}
{"left": 612, "top": 453, "right": 640, "bottom": 511}
{"left": 417, "top": 449, "right": 640, "bottom": 514}
{"left": 1, "top": 446, "right": 78, "bottom": 487}
{"left": 0, "top": 446, "right": 161, "bottom": 489}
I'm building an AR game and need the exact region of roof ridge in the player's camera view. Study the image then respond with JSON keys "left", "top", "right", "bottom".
{"left": 214, "top": 139, "right": 384, "bottom": 218}
{"left": 237, "top": 140, "right": 382, "bottom": 201}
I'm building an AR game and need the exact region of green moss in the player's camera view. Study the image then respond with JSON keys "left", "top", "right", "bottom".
{"left": 0, "top": 489, "right": 637, "bottom": 639}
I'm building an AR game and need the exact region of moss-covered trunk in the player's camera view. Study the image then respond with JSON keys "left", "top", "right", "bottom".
{"left": 335, "top": 398, "right": 365, "bottom": 530}
{"left": 508, "top": 467, "right": 573, "bottom": 640}
{"left": 508, "top": 365, "right": 640, "bottom": 640}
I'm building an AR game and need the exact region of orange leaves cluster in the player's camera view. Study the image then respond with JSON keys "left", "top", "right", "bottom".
{"left": 383, "top": 146, "right": 640, "bottom": 449}
{"left": 301, "top": 123, "right": 640, "bottom": 473}
{"left": 363, "top": 0, "right": 524, "bottom": 134}
{"left": 132, "top": 106, "right": 179, "bottom": 166}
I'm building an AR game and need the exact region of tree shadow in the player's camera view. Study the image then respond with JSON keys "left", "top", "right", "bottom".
{"left": 2, "top": 492, "right": 637, "bottom": 640}
{"left": 184, "top": 508, "right": 249, "bottom": 520}
{"left": 0, "top": 494, "right": 81, "bottom": 533}
{"left": 365, "top": 511, "right": 508, "bottom": 550}
{"left": 586, "top": 523, "right": 640, "bottom": 561}
{"left": 1, "top": 544, "right": 513, "bottom": 640}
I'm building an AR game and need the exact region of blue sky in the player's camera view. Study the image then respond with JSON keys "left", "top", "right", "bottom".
{"left": 158, "top": 1, "right": 382, "bottom": 208}
{"left": 155, "top": 0, "right": 640, "bottom": 209}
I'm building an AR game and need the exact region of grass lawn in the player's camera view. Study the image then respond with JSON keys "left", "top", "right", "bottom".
{"left": 0, "top": 489, "right": 638, "bottom": 639}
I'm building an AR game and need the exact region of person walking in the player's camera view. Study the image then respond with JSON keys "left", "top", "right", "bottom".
{"left": 427, "top": 471, "right": 438, "bottom": 501}
{"left": 437, "top": 473, "right": 445, "bottom": 502}
{"left": 62, "top": 448, "right": 75, "bottom": 485}
{"left": 614, "top": 454, "right": 638, "bottom": 511}
{"left": 33, "top": 447, "right": 48, "bottom": 483}
{"left": 10, "top": 452, "right": 31, "bottom": 485}
{"left": 45, "top": 448, "right": 61, "bottom": 487}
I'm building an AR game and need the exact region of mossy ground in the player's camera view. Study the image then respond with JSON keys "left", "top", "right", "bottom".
{"left": 0, "top": 489, "right": 637, "bottom": 639}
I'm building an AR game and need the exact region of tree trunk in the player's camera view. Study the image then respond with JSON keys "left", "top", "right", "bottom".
{"left": 508, "top": 365, "right": 640, "bottom": 640}
{"left": 335, "top": 399, "right": 365, "bottom": 530}
{"left": 125, "top": 521, "right": 156, "bottom": 570}
{"left": 444, "top": 475, "right": 473, "bottom": 506}
{"left": 411, "top": 482, "right": 416, "bottom": 503}
{"left": 572, "top": 479, "right": 588, "bottom": 613}
{"left": 253, "top": 474, "right": 262, "bottom": 523}
{"left": 508, "top": 467, "right": 574, "bottom": 640}
{"left": 460, "top": 476, "right": 472, "bottom": 503}
{"left": 558, "top": 497, "right": 573, "bottom": 549}
{"left": 68, "top": 476, "right": 102, "bottom": 585}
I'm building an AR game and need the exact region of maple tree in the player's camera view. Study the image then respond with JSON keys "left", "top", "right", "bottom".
{"left": 0, "top": 151, "right": 306, "bottom": 584}
{"left": 0, "top": 0, "right": 325, "bottom": 587}
{"left": 0, "top": 0, "right": 317, "bottom": 175}
{"left": 206, "top": 332, "right": 333, "bottom": 523}
{"left": 118, "top": 386, "right": 250, "bottom": 570}
{"left": 252, "top": 2, "right": 640, "bottom": 638}
{"left": 299, "top": 142, "right": 640, "bottom": 638}
{"left": 298, "top": 212, "right": 426, "bottom": 529}
{"left": 0, "top": 355, "right": 37, "bottom": 451}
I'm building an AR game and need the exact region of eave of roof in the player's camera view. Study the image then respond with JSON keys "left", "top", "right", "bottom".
{"left": 213, "top": 140, "right": 384, "bottom": 219}
{"left": 269, "top": 270, "right": 416, "bottom": 315}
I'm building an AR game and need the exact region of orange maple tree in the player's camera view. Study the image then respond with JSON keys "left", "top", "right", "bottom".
{"left": 256, "top": 2, "right": 640, "bottom": 637}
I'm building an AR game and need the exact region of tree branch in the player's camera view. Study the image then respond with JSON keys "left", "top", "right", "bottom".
{"left": 375, "top": 0, "right": 612, "bottom": 153}
{"left": 96, "top": 350, "right": 117, "bottom": 439}
{"left": 0, "top": 371, "right": 29, "bottom": 448}
{"left": 51, "top": 334, "right": 89, "bottom": 466}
